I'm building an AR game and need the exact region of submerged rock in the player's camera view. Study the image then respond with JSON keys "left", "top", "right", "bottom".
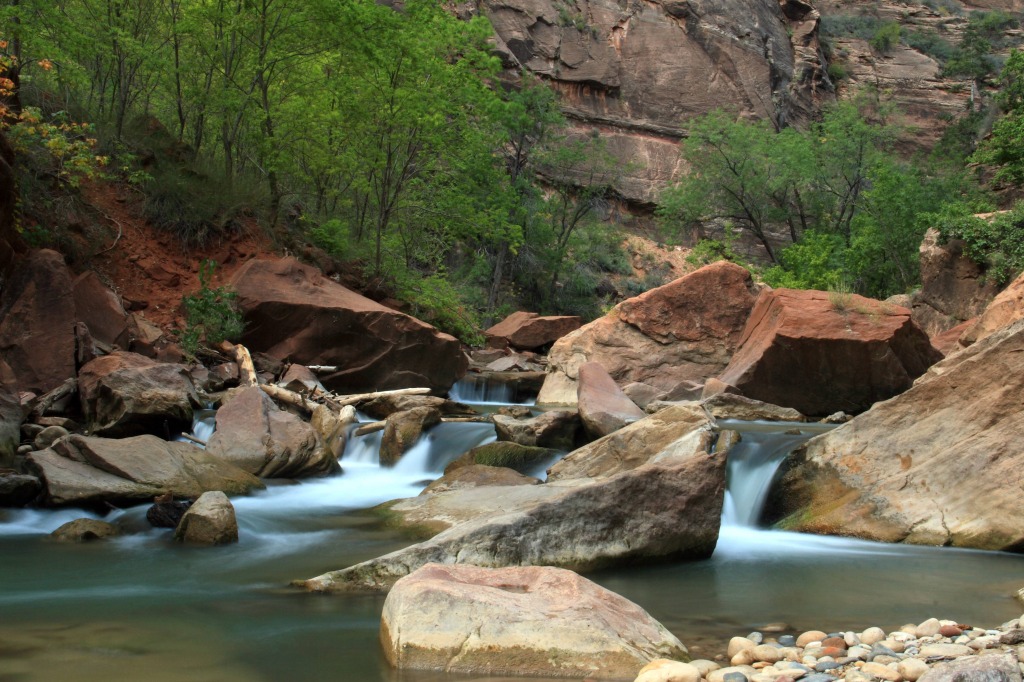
{"left": 380, "top": 563, "right": 688, "bottom": 678}
{"left": 174, "top": 491, "right": 238, "bottom": 545}
{"left": 419, "top": 465, "right": 540, "bottom": 495}
{"left": 51, "top": 518, "right": 120, "bottom": 542}
{"left": 766, "top": 317, "right": 1024, "bottom": 550}
{"left": 379, "top": 407, "right": 441, "bottom": 467}
{"left": 446, "top": 441, "right": 560, "bottom": 476}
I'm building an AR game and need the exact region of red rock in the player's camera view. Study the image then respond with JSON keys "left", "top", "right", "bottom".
{"left": 577, "top": 362, "right": 646, "bottom": 438}
{"left": 930, "top": 318, "right": 975, "bottom": 356}
{"left": 912, "top": 228, "right": 1000, "bottom": 337}
{"left": 538, "top": 262, "right": 761, "bottom": 405}
{"left": 957, "top": 269, "right": 1024, "bottom": 349}
{"left": 0, "top": 250, "right": 77, "bottom": 393}
{"left": 485, "top": 312, "right": 581, "bottom": 351}
{"left": 821, "top": 637, "right": 847, "bottom": 649}
{"left": 230, "top": 257, "right": 467, "bottom": 394}
{"left": 71, "top": 271, "right": 129, "bottom": 349}
{"left": 718, "top": 289, "right": 942, "bottom": 416}
{"left": 939, "top": 625, "right": 963, "bottom": 637}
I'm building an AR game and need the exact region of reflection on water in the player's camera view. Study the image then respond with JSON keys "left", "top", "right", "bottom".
{"left": 1, "top": 418, "right": 1023, "bottom": 681}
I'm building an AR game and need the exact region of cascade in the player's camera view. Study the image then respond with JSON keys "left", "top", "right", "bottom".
{"left": 449, "top": 376, "right": 535, "bottom": 406}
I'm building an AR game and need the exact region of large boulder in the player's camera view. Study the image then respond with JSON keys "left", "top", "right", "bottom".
{"left": 78, "top": 351, "right": 200, "bottom": 437}
{"left": 26, "top": 434, "right": 264, "bottom": 507}
{"left": 765, "top": 317, "right": 1024, "bottom": 550}
{"left": 0, "top": 249, "right": 77, "bottom": 394}
{"left": 537, "top": 262, "right": 761, "bottom": 407}
{"left": 956, "top": 269, "right": 1024, "bottom": 350}
{"left": 174, "top": 491, "right": 239, "bottom": 545}
{"left": 71, "top": 271, "right": 130, "bottom": 350}
{"left": 379, "top": 406, "right": 442, "bottom": 466}
{"left": 297, "top": 447, "right": 725, "bottom": 592}
{"left": 484, "top": 311, "right": 581, "bottom": 350}
{"left": 205, "top": 387, "right": 338, "bottom": 478}
{"left": 380, "top": 563, "right": 688, "bottom": 678}
{"left": 718, "top": 289, "right": 942, "bottom": 416}
{"left": 577, "top": 361, "right": 646, "bottom": 438}
{"left": 420, "top": 465, "right": 540, "bottom": 495}
{"left": 547, "top": 403, "right": 714, "bottom": 482}
{"left": 911, "top": 228, "right": 1001, "bottom": 338}
{"left": 493, "top": 410, "right": 582, "bottom": 450}
{"left": 230, "top": 257, "right": 467, "bottom": 394}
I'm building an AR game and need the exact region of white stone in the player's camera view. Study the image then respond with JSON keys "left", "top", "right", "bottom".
{"left": 861, "top": 627, "right": 887, "bottom": 645}
{"left": 728, "top": 636, "right": 757, "bottom": 658}
{"left": 797, "top": 631, "right": 829, "bottom": 648}
{"left": 635, "top": 659, "right": 702, "bottom": 682}
{"left": 916, "top": 618, "right": 941, "bottom": 638}
{"left": 898, "top": 658, "right": 928, "bottom": 682}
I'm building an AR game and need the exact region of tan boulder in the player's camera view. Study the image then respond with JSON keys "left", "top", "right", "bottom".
{"left": 230, "top": 257, "right": 467, "bottom": 394}
{"left": 420, "top": 464, "right": 539, "bottom": 495}
{"left": 492, "top": 409, "right": 581, "bottom": 450}
{"left": 446, "top": 441, "right": 561, "bottom": 476}
{"left": 718, "top": 288, "right": 941, "bottom": 416}
{"left": 537, "top": 262, "right": 760, "bottom": 407}
{"left": 766, "top": 317, "right": 1024, "bottom": 550}
{"left": 548, "top": 403, "right": 714, "bottom": 482}
{"left": 700, "top": 393, "right": 805, "bottom": 423}
{"left": 0, "top": 249, "right": 77, "bottom": 394}
{"left": 380, "top": 563, "right": 688, "bottom": 678}
{"left": 50, "top": 518, "right": 120, "bottom": 542}
{"left": 299, "top": 449, "right": 725, "bottom": 592}
{"left": 27, "top": 434, "right": 264, "bottom": 507}
{"left": 379, "top": 407, "right": 441, "bottom": 466}
{"left": 205, "top": 386, "right": 338, "bottom": 478}
{"left": 577, "top": 361, "right": 646, "bottom": 437}
{"left": 78, "top": 351, "right": 200, "bottom": 437}
{"left": 484, "top": 311, "right": 581, "bottom": 350}
{"left": 174, "top": 491, "right": 238, "bottom": 545}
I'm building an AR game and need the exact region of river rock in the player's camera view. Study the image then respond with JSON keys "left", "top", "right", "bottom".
{"left": 298, "top": 449, "right": 725, "bottom": 591}
{"left": 577, "top": 361, "right": 647, "bottom": 437}
{"left": 917, "top": 653, "right": 1021, "bottom": 682}
{"left": 484, "top": 311, "right": 581, "bottom": 350}
{"left": 71, "top": 271, "right": 130, "bottom": 350}
{"left": 230, "top": 257, "right": 467, "bottom": 394}
{"left": 547, "top": 403, "right": 713, "bottom": 481}
{"left": 701, "top": 393, "right": 805, "bottom": 422}
{"left": 635, "top": 659, "right": 702, "bottom": 682}
{"left": 0, "top": 249, "right": 77, "bottom": 394}
{"left": 146, "top": 497, "right": 192, "bottom": 528}
{"left": 420, "top": 465, "right": 540, "bottom": 495}
{"left": 173, "top": 491, "right": 238, "bottom": 545}
{"left": 379, "top": 407, "right": 442, "bottom": 467}
{"left": 277, "top": 364, "right": 324, "bottom": 395}
{"left": 26, "top": 434, "right": 264, "bottom": 506}
{"left": 311, "top": 404, "right": 355, "bottom": 460}
{"left": 0, "top": 472, "right": 41, "bottom": 506}
{"left": 492, "top": 410, "right": 581, "bottom": 450}
{"left": 537, "top": 262, "right": 761, "bottom": 406}
{"left": 446, "top": 441, "right": 561, "bottom": 476}
{"left": 957, "top": 268, "right": 1024, "bottom": 350}
{"left": 718, "top": 288, "right": 941, "bottom": 416}
{"left": 50, "top": 518, "right": 120, "bottom": 542}
{"left": 125, "top": 312, "right": 183, "bottom": 362}
{"left": 78, "top": 351, "right": 200, "bottom": 437}
{"left": 380, "top": 563, "right": 688, "bottom": 678}
{"left": 766, "top": 317, "right": 1024, "bottom": 550}
{"left": 359, "top": 394, "right": 474, "bottom": 420}
{"left": 205, "top": 386, "right": 338, "bottom": 478}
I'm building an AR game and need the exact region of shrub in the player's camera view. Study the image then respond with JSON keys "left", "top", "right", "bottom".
{"left": 181, "top": 260, "right": 245, "bottom": 356}
{"left": 870, "top": 22, "right": 902, "bottom": 54}
{"left": 932, "top": 201, "right": 1024, "bottom": 284}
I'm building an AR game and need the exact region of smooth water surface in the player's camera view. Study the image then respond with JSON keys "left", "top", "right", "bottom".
{"left": 2, "top": 418, "right": 1023, "bottom": 680}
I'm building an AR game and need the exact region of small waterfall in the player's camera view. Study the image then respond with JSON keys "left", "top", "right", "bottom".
{"left": 719, "top": 421, "right": 835, "bottom": 529}
{"left": 449, "top": 376, "right": 535, "bottom": 406}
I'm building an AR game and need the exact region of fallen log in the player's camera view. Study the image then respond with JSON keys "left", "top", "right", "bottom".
{"left": 353, "top": 421, "right": 385, "bottom": 437}
{"left": 30, "top": 378, "right": 78, "bottom": 421}
{"left": 331, "top": 387, "right": 431, "bottom": 406}
{"left": 178, "top": 433, "right": 207, "bottom": 447}
{"left": 260, "top": 383, "right": 319, "bottom": 414}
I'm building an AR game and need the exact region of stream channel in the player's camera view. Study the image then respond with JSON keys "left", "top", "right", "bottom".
{"left": 1, "top": 384, "right": 1023, "bottom": 681}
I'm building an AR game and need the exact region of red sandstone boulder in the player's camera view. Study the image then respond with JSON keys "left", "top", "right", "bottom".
{"left": 71, "top": 271, "right": 129, "bottom": 350}
{"left": 536, "top": 262, "right": 760, "bottom": 406}
{"left": 956, "top": 269, "right": 1024, "bottom": 350}
{"left": 230, "top": 258, "right": 467, "bottom": 394}
{"left": 78, "top": 351, "right": 200, "bottom": 436}
{"left": 0, "top": 250, "right": 77, "bottom": 394}
{"left": 485, "top": 311, "right": 581, "bottom": 350}
{"left": 577, "top": 362, "right": 645, "bottom": 438}
{"left": 718, "top": 289, "right": 942, "bottom": 416}
{"left": 205, "top": 386, "right": 338, "bottom": 478}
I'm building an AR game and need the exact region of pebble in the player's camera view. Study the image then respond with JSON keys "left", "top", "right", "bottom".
{"left": 748, "top": 632, "right": 764, "bottom": 645}
{"left": 916, "top": 618, "right": 941, "bottom": 638}
{"left": 754, "top": 645, "right": 783, "bottom": 664}
{"left": 860, "top": 628, "right": 886, "bottom": 646}
{"left": 860, "top": 661, "right": 901, "bottom": 681}
{"left": 868, "top": 644, "right": 899, "bottom": 661}
{"left": 920, "top": 642, "right": 973, "bottom": 658}
{"left": 730, "top": 637, "right": 758, "bottom": 658}
{"left": 801, "top": 675, "right": 838, "bottom": 682}
{"left": 815, "top": 662, "right": 842, "bottom": 672}
{"left": 634, "top": 659, "right": 701, "bottom": 682}
{"left": 779, "top": 636, "right": 797, "bottom": 647}
{"left": 938, "top": 625, "right": 962, "bottom": 638}
{"left": 897, "top": 658, "right": 928, "bottom": 682}
{"left": 798, "top": 631, "right": 829, "bottom": 648}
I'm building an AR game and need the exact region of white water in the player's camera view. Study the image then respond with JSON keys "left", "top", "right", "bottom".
{"left": 449, "top": 376, "right": 536, "bottom": 406}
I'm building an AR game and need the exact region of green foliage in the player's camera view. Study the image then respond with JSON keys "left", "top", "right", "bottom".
{"left": 181, "top": 260, "right": 244, "bottom": 356}
{"left": 943, "top": 11, "right": 1017, "bottom": 82}
{"left": 931, "top": 201, "right": 1024, "bottom": 284}
{"left": 686, "top": 232, "right": 743, "bottom": 267}
{"left": 395, "top": 270, "right": 485, "bottom": 346}
{"left": 870, "top": 22, "right": 901, "bottom": 55}
{"left": 902, "top": 30, "right": 955, "bottom": 63}
{"left": 972, "top": 50, "right": 1024, "bottom": 185}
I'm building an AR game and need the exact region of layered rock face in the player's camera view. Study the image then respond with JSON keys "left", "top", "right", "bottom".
{"left": 380, "top": 563, "right": 688, "bottom": 678}
{"left": 537, "top": 261, "right": 761, "bottom": 406}
{"left": 481, "top": 0, "right": 829, "bottom": 204}
{"left": 230, "top": 257, "right": 467, "bottom": 394}
{"left": 765, "top": 317, "right": 1024, "bottom": 551}
{"left": 718, "top": 288, "right": 941, "bottom": 416}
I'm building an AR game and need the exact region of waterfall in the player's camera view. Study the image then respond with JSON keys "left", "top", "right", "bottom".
{"left": 449, "top": 376, "right": 535, "bottom": 406}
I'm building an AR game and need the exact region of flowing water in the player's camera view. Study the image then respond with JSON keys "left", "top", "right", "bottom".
{"left": 1, "top": 414, "right": 1023, "bottom": 680}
